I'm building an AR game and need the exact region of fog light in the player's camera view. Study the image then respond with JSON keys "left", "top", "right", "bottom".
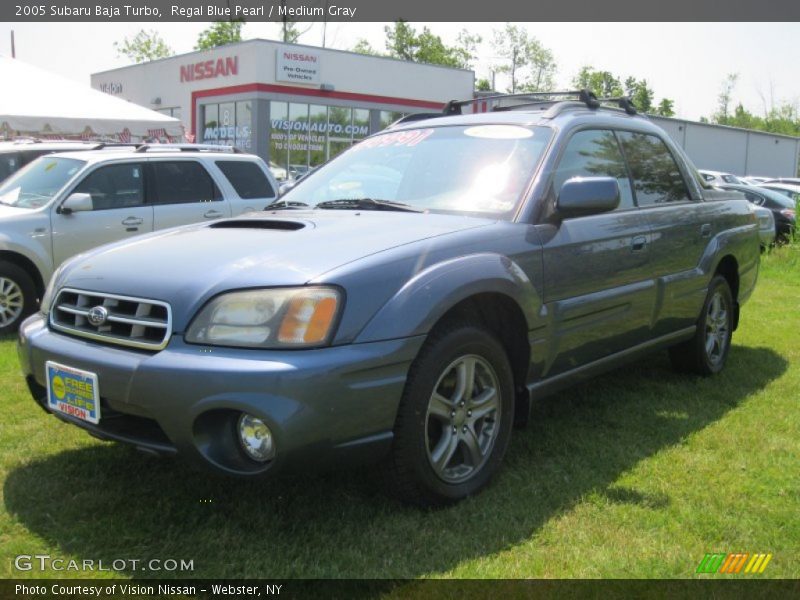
{"left": 237, "top": 414, "right": 275, "bottom": 462}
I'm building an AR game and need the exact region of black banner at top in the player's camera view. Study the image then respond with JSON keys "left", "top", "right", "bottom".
{"left": 3, "top": 0, "right": 800, "bottom": 22}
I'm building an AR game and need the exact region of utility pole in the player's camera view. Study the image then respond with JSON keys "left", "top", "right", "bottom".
{"left": 322, "top": 1, "right": 329, "bottom": 47}
{"left": 10, "top": 30, "right": 15, "bottom": 58}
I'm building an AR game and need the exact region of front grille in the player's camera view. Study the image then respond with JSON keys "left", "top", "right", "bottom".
{"left": 50, "top": 288, "right": 172, "bottom": 351}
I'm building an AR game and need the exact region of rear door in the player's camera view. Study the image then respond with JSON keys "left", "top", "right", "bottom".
{"left": 616, "top": 131, "right": 718, "bottom": 336}
{"left": 213, "top": 159, "right": 278, "bottom": 214}
{"left": 51, "top": 161, "right": 153, "bottom": 265}
{"left": 537, "top": 128, "right": 655, "bottom": 376}
{"left": 149, "top": 160, "right": 231, "bottom": 230}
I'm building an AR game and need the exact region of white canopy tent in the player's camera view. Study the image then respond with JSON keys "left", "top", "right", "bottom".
{"left": 0, "top": 55, "right": 182, "bottom": 141}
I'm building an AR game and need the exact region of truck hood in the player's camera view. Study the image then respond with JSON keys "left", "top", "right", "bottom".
{"left": 58, "top": 211, "right": 493, "bottom": 329}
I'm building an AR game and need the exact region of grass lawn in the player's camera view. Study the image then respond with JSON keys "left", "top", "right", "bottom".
{"left": 0, "top": 246, "right": 797, "bottom": 580}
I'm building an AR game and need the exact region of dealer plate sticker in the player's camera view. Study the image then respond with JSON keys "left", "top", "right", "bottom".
{"left": 46, "top": 361, "right": 100, "bottom": 424}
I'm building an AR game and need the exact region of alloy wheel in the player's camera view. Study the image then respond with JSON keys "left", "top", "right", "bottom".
{"left": 424, "top": 354, "right": 501, "bottom": 484}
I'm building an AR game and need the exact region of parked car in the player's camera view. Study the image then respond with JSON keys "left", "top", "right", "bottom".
{"left": 758, "top": 182, "right": 800, "bottom": 202}
{"left": 752, "top": 204, "right": 777, "bottom": 248}
{"left": 698, "top": 169, "right": 743, "bottom": 185}
{"left": 0, "top": 139, "right": 101, "bottom": 183}
{"left": 718, "top": 183, "right": 796, "bottom": 241}
{"left": 18, "top": 92, "right": 759, "bottom": 506}
{"left": 762, "top": 177, "right": 800, "bottom": 186}
{"left": 740, "top": 176, "right": 768, "bottom": 186}
{"left": 0, "top": 144, "right": 278, "bottom": 333}
{"left": 269, "top": 161, "right": 288, "bottom": 182}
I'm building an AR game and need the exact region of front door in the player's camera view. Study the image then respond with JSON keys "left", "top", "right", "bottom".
{"left": 537, "top": 129, "right": 655, "bottom": 377}
{"left": 51, "top": 162, "right": 153, "bottom": 267}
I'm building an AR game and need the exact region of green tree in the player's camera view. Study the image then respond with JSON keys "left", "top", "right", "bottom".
{"left": 377, "top": 21, "right": 480, "bottom": 69}
{"left": 281, "top": 20, "right": 301, "bottom": 44}
{"left": 630, "top": 79, "right": 654, "bottom": 113}
{"left": 714, "top": 73, "right": 739, "bottom": 124}
{"left": 351, "top": 39, "right": 380, "bottom": 56}
{"left": 195, "top": 21, "right": 244, "bottom": 51}
{"left": 492, "top": 24, "right": 556, "bottom": 93}
{"left": 573, "top": 67, "right": 623, "bottom": 96}
{"left": 476, "top": 78, "right": 493, "bottom": 92}
{"left": 656, "top": 98, "right": 675, "bottom": 117}
{"left": 114, "top": 29, "right": 173, "bottom": 63}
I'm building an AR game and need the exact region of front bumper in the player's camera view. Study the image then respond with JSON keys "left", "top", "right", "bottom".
{"left": 18, "top": 314, "right": 425, "bottom": 476}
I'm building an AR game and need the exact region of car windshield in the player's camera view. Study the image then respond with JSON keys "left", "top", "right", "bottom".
{"left": 281, "top": 124, "right": 552, "bottom": 219}
{"left": 0, "top": 156, "right": 85, "bottom": 209}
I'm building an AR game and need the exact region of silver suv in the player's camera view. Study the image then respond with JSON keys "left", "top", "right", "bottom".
{"left": 0, "top": 144, "right": 278, "bottom": 333}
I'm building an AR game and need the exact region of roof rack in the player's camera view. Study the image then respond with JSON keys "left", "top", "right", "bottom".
{"left": 134, "top": 143, "right": 244, "bottom": 154}
{"left": 443, "top": 89, "right": 602, "bottom": 115}
{"left": 389, "top": 89, "right": 637, "bottom": 128}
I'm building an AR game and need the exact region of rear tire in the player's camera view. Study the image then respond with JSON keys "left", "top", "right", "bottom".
{"left": 669, "top": 275, "right": 734, "bottom": 376}
{"left": 0, "top": 261, "right": 37, "bottom": 335}
{"left": 384, "top": 321, "right": 515, "bottom": 507}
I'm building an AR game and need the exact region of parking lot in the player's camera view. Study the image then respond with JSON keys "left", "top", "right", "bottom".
{"left": 1, "top": 244, "right": 797, "bottom": 579}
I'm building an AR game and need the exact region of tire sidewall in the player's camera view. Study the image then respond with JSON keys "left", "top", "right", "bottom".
{"left": 399, "top": 325, "right": 515, "bottom": 502}
{"left": 0, "top": 262, "right": 37, "bottom": 336}
{"left": 697, "top": 276, "right": 734, "bottom": 375}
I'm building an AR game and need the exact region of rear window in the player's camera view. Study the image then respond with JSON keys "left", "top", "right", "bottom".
{"left": 215, "top": 161, "right": 275, "bottom": 199}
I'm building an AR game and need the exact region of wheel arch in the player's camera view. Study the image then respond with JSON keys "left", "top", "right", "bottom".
{"left": 0, "top": 250, "right": 45, "bottom": 299}
{"left": 714, "top": 254, "right": 740, "bottom": 329}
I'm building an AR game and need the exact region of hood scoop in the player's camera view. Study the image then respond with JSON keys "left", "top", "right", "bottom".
{"left": 210, "top": 219, "right": 306, "bottom": 231}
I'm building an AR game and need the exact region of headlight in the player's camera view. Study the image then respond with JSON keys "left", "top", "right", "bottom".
{"left": 185, "top": 287, "right": 341, "bottom": 348}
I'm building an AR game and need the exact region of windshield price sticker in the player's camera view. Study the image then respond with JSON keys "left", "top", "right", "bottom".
{"left": 354, "top": 129, "right": 435, "bottom": 151}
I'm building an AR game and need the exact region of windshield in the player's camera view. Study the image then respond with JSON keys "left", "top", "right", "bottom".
{"left": 281, "top": 124, "right": 552, "bottom": 218}
{"left": 0, "top": 156, "right": 85, "bottom": 209}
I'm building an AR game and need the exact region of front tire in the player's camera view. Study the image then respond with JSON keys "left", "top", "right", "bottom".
{"left": 669, "top": 275, "right": 734, "bottom": 376}
{"left": 0, "top": 261, "right": 37, "bottom": 335}
{"left": 385, "top": 321, "right": 515, "bottom": 507}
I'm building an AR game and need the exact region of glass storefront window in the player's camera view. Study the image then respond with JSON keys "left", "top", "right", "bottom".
{"left": 235, "top": 101, "right": 252, "bottom": 150}
{"left": 288, "top": 103, "right": 309, "bottom": 180}
{"left": 380, "top": 111, "right": 406, "bottom": 130}
{"left": 204, "top": 105, "right": 218, "bottom": 130}
{"left": 308, "top": 104, "right": 328, "bottom": 168}
{"left": 269, "top": 101, "right": 289, "bottom": 181}
{"left": 353, "top": 109, "right": 370, "bottom": 140}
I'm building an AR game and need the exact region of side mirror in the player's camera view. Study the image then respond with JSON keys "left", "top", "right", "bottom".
{"left": 59, "top": 192, "right": 93, "bottom": 215}
{"left": 557, "top": 177, "right": 620, "bottom": 217}
{"left": 278, "top": 181, "right": 296, "bottom": 197}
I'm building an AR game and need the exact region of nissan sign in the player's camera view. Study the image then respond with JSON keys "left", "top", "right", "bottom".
{"left": 180, "top": 56, "right": 238, "bottom": 83}
{"left": 276, "top": 47, "right": 321, "bottom": 85}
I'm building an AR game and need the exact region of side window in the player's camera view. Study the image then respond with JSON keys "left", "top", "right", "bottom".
{"left": 73, "top": 163, "right": 144, "bottom": 210}
{"left": 617, "top": 132, "right": 692, "bottom": 206}
{"left": 552, "top": 129, "right": 635, "bottom": 210}
{"left": 215, "top": 161, "right": 275, "bottom": 199}
{"left": 151, "top": 161, "right": 221, "bottom": 205}
{"left": 0, "top": 153, "right": 19, "bottom": 181}
{"left": 744, "top": 192, "right": 764, "bottom": 206}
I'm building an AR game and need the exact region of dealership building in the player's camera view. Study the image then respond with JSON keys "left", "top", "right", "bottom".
{"left": 91, "top": 39, "right": 799, "bottom": 178}
{"left": 90, "top": 39, "right": 473, "bottom": 178}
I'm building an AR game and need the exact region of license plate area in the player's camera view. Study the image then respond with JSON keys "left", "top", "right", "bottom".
{"left": 46, "top": 361, "right": 100, "bottom": 424}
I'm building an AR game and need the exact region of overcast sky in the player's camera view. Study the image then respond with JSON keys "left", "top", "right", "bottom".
{"left": 0, "top": 21, "right": 797, "bottom": 120}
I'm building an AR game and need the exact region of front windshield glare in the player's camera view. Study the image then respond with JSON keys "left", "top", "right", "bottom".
{"left": 282, "top": 124, "right": 551, "bottom": 217}
{"left": 0, "top": 157, "right": 85, "bottom": 209}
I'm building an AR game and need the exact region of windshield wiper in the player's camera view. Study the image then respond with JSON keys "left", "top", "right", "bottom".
{"left": 315, "top": 198, "right": 423, "bottom": 213}
{"left": 264, "top": 200, "right": 309, "bottom": 210}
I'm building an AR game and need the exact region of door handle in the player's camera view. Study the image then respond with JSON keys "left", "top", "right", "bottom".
{"left": 631, "top": 235, "right": 647, "bottom": 252}
{"left": 700, "top": 223, "right": 712, "bottom": 238}
{"left": 204, "top": 210, "right": 224, "bottom": 219}
{"left": 121, "top": 217, "right": 143, "bottom": 226}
